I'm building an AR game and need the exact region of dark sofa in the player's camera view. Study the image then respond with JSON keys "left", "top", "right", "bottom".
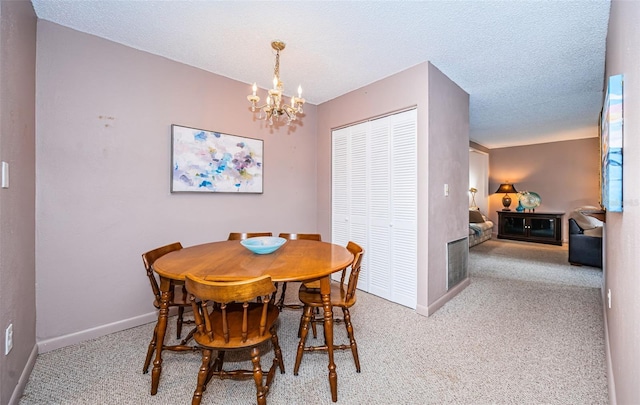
{"left": 568, "top": 218, "right": 603, "bottom": 268}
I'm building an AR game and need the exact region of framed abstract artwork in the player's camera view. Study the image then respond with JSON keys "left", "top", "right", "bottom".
{"left": 600, "top": 74, "right": 623, "bottom": 212}
{"left": 171, "top": 125, "right": 263, "bottom": 193}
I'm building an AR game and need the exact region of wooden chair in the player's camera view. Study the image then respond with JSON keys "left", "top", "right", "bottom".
{"left": 293, "top": 241, "right": 364, "bottom": 375}
{"left": 276, "top": 233, "right": 322, "bottom": 310}
{"left": 141, "top": 242, "right": 197, "bottom": 374}
{"left": 185, "top": 274, "right": 284, "bottom": 405}
{"left": 227, "top": 232, "right": 273, "bottom": 240}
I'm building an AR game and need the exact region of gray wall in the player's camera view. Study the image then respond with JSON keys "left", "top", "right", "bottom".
{"left": 604, "top": 1, "right": 640, "bottom": 403}
{"left": 425, "top": 63, "right": 470, "bottom": 311}
{"left": 35, "top": 21, "right": 319, "bottom": 351}
{"left": 0, "top": 1, "right": 37, "bottom": 404}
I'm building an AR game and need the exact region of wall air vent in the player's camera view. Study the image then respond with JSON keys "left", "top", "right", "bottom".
{"left": 447, "top": 237, "right": 469, "bottom": 290}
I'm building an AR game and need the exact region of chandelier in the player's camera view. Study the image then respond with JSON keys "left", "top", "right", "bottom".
{"left": 247, "top": 40, "right": 305, "bottom": 125}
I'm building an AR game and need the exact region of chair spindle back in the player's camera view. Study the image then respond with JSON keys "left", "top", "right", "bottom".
{"left": 344, "top": 241, "right": 364, "bottom": 302}
{"left": 227, "top": 232, "right": 273, "bottom": 240}
{"left": 185, "top": 274, "right": 276, "bottom": 343}
{"left": 141, "top": 242, "right": 183, "bottom": 301}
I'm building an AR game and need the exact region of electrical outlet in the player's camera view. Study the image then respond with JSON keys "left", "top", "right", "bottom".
{"left": 607, "top": 289, "right": 612, "bottom": 309}
{"left": 444, "top": 184, "right": 449, "bottom": 196}
{"left": 5, "top": 323, "right": 13, "bottom": 355}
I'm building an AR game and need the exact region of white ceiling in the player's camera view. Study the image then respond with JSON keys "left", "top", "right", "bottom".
{"left": 30, "top": 0, "right": 611, "bottom": 149}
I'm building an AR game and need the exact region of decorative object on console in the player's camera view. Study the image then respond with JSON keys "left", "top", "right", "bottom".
{"left": 495, "top": 183, "right": 517, "bottom": 211}
{"left": 515, "top": 200, "right": 525, "bottom": 212}
{"left": 469, "top": 187, "right": 478, "bottom": 209}
{"left": 247, "top": 40, "right": 305, "bottom": 126}
{"left": 517, "top": 191, "right": 541, "bottom": 212}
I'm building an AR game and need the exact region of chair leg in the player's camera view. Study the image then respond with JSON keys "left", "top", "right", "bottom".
{"left": 297, "top": 306, "right": 305, "bottom": 338}
{"left": 180, "top": 326, "right": 197, "bottom": 346}
{"left": 143, "top": 323, "right": 158, "bottom": 374}
{"left": 270, "top": 327, "right": 285, "bottom": 374}
{"left": 213, "top": 351, "right": 225, "bottom": 372}
{"left": 311, "top": 311, "right": 318, "bottom": 339}
{"left": 343, "top": 307, "right": 360, "bottom": 372}
{"left": 270, "top": 282, "right": 279, "bottom": 304}
{"left": 294, "top": 305, "right": 314, "bottom": 375}
{"left": 276, "top": 282, "right": 288, "bottom": 311}
{"left": 192, "top": 349, "right": 212, "bottom": 405}
{"left": 251, "top": 347, "right": 267, "bottom": 405}
{"left": 177, "top": 306, "right": 184, "bottom": 339}
{"left": 297, "top": 305, "right": 318, "bottom": 338}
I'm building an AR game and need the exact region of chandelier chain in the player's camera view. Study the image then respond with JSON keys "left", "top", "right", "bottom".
{"left": 274, "top": 51, "right": 280, "bottom": 83}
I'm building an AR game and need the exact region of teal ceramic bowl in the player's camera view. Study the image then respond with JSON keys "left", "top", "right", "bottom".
{"left": 240, "top": 236, "right": 287, "bottom": 255}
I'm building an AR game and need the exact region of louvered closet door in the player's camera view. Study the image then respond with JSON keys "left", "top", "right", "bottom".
{"left": 367, "top": 110, "right": 417, "bottom": 307}
{"left": 331, "top": 123, "right": 369, "bottom": 287}
{"left": 388, "top": 110, "right": 417, "bottom": 308}
{"left": 367, "top": 117, "right": 392, "bottom": 299}
{"left": 331, "top": 127, "right": 350, "bottom": 247}
{"left": 347, "top": 123, "right": 369, "bottom": 288}
{"left": 331, "top": 109, "right": 417, "bottom": 309}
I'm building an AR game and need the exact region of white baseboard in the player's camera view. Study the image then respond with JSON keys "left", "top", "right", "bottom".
{"left": 604, "top": 300, "right": 616, "bottom": 405}
{"left": 9, "top": 343, "right": 38, "bottom": 405}
{"left": 416, "top": 277, "right": 471, "bottom": 317}
{"left": 37, "top": 311, "right": 162, "bottom": 354}
{"left": 429, "top": 277, "right": 471, "bottom": 315}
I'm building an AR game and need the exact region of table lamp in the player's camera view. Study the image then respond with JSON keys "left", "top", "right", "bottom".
{"left": 495, "top": 183, "right": 517, "bottom": 211}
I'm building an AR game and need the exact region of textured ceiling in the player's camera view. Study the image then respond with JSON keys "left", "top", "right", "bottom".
{"left": 30, "top": 0, "right": 611, "bottom": 148}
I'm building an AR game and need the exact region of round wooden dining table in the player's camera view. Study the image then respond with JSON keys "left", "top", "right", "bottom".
{"left": 151, "top": 239, "right": 354, "bottom": 402}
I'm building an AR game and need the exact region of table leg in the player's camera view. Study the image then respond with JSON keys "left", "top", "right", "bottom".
{"left": 320, "top": 276, "right": 337, "bottom": 402}
{"left": 151, "top": 277, "right": 171, "bottom": 395}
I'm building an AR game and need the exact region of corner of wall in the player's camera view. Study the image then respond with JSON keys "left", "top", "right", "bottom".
{"left": 8, "top": 344, "right": 38, "bottom": 405}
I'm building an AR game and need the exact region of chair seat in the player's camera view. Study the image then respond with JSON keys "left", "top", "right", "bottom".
{"left": 194, "top": 303, "right": 280, "bottom": 349}
{"left": 298, "top": 283, "right": 356, "bottom": 309}
{"left": 152, "top": 283, "right": 190, "bottom": 308}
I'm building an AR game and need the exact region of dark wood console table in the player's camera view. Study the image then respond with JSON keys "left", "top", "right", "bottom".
{"left": 497, "top": 211, "right": 565, "bottom": 246}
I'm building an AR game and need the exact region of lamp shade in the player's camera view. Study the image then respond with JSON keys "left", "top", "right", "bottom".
{"left": 495, "top": 183, "right": 517, "bottom": 194}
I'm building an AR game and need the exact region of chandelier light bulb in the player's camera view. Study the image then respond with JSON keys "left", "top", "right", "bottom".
{"left": 298, "top": 85, "right": 302, "bottom": 98}
{"left": 252, "top": 82, "right": 257, "bottom": 96}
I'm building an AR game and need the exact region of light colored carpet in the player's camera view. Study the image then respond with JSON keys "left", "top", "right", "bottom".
{"left": 19, "top": 239, "right": 608, "bottom": 404}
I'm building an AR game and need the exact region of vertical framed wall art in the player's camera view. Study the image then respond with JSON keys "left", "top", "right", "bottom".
{"left": 171, "top": 125, "right": 263, "bottom": 193}
{"left": 600, "top": 74, "right": 623, "bottom": 212}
